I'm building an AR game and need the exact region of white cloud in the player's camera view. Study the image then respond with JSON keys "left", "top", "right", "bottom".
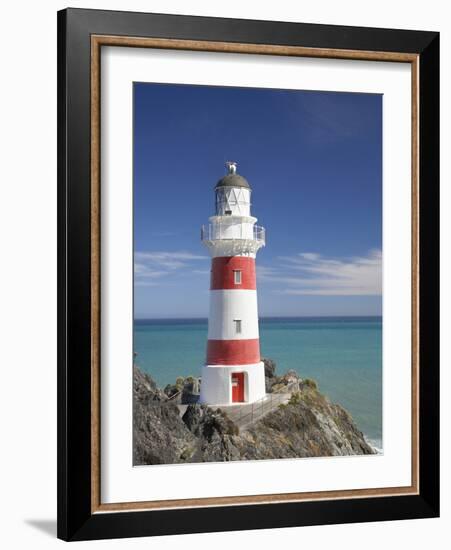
{"left": 259, "top": 249, "right": 382, "bottom": 296}
{"left": 134, "top": 280, "right": 159, "bottom": 287}
{"left": 134, "top": 250, "right": 208, "bottom": 285}
{"left": 191, "top": 269, "right": 211, "bottom": 275}
{"left": 134, "top": 262, "right": 167, "bottom": 279}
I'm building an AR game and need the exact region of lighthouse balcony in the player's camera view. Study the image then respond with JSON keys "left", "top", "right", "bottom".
{"left": 201, "top": 223, "right": 265, "bottom": 256}
{"left": 201, "top": 223, "right": 265, "bottom": 248}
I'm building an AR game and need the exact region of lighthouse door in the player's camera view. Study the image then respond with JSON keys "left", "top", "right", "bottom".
{"left": 231, "top": 373, "right": 245, "bottom": 403}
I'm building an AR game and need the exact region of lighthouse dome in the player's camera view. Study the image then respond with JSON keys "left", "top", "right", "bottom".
{"left": 215, "top": 173, "right": 251, "bottom": 190}
{"left": 215, "top": 161, "right": 251, "bottom": 190}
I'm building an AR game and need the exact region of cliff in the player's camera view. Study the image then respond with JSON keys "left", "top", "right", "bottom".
{"left": 133, "top": 361, "right": 375, "bottom": 465}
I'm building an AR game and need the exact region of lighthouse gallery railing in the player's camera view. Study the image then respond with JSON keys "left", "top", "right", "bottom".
{"left": 201, "top": 223, "right": 265, "bottom": 245}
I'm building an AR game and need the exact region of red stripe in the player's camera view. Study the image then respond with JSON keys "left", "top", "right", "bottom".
{"left": 206, "top": 339, "right": 260, "bottom": 365}
{"left": 210, "top": 257, "right": 256, "bottom": 290}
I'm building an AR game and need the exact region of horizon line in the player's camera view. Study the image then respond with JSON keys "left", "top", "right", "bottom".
{"left": 134, "top": 314, "right": 382, "bottom": 321}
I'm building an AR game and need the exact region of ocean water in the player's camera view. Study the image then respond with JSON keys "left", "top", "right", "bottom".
{"left": 134, "top": 317, "right": 382, "bottom": 445}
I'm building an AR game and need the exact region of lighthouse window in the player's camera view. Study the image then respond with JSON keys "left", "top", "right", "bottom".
{"left": 233, "top": 270, "right": 242, "bottom": 284}
{"left": 233, "top": 319, "right": 242, "bottom": 334}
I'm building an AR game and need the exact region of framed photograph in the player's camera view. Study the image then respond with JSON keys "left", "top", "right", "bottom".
{"left": 57, "top": 8, "right": 439, "bottom": 541}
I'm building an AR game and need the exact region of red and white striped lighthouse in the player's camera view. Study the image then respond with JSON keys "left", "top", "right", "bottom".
{"left": 200, "top": 162, "right": 266, "bottom": 405}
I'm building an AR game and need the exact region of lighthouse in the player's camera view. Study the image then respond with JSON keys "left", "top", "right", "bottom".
{"left": 200, "top": 162, "right": 266, "bottom": 405}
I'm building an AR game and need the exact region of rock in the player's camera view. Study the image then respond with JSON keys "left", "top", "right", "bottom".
{"left": 267, "top": 370, "right": 301, "bottom": 394}
{"left": 262, "top": 359, "right": 301, "bottom": 393}
{"left": 198, "top": 408, "right": 239, "bottom": 440}
{"left": 133, "top": 364, "right": 375, "bottom": 465}
{"left": 192, "top": 408, "right": 241, "bottom": 462}
{"left": 262, "top": 357, "right": 276, "bottom": 378}
{"left": 182, "top": 405, "right": 241, "bottom": 461}
{"left": 282, "top": 369, "right": 300, "bottom": 384}
{"left": 237, "top": 385, "right": 374, "bottom": 459}
{"left": 263, "top": 357, "right": 278, "bottom": 392}
{"left": 133, "top": 367, "right": 196, "bottom": 465}
{"left": 300, "top": 378, "right": 318, "bottom": 390}
{"left": 164, "top": 376, "right": 201, "bottom": 403}
{"left": 181, "top": 377, "right": 201, "bottom": 404}
{"left": 134, "top": 365, "right": 166, "bottom": 402}
{"left": 163, "top": 383, "right": 182, "bottom": 399}
{"left": 182, "top": 404, "right": 205, "bottom": 434}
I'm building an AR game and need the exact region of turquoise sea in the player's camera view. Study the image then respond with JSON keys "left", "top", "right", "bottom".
{"left": 134, "top": 317, "right": 382, "bottom": 446}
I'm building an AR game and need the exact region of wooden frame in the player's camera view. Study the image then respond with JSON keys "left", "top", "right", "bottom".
{"left": 58, "top": 8, "right": 439, "bottom": 541}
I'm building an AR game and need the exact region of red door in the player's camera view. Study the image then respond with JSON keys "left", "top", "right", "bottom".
{"left": 231, "top": 373, "right": 245, "bottom": 403}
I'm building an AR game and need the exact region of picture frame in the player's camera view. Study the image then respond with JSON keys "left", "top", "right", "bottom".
{"left": 57, "top": 7, "right": 439, "bottom": 541}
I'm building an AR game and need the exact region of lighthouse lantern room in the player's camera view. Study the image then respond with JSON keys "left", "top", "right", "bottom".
{"left": 200, "top": 162, "right": 266, "bottom": 405}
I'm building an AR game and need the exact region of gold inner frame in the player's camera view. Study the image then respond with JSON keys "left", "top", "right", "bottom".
{"left": 90, "top": 35, "right": 420, "bottom": 514}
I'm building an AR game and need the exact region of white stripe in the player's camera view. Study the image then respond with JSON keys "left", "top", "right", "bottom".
{"left": 208, "top": 289, "right": 260, "bottom": 340}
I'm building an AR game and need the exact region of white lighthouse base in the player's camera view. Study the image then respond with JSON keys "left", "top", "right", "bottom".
{"left": 199, "top": 362, "right": 266, "bottom": 406}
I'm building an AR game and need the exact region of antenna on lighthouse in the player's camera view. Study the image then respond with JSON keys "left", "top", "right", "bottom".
{"left": 225, "top": 161, "right": 237, "bottom": 175}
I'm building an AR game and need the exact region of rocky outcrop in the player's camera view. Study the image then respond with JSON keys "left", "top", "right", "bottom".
{"left": 133, "top": 362, "right": 375, "bottom": 465}
{"left": 263, "top": 357, "right": 301, "bottom": 393}
{"left": 134, "top": 365, "right": 166, "bottom": 402}
{"left": 133, "top": 366, "right": 197, "bottom": 465}
{"left": 235, "top": 388, "right": 374, "bottom": 459}
{"left": 183, "top": 406, "right": 241, "bottom": 462}
{"left": 263, "top": 357, "right": 276, "bottom": 392}
{"left": 163, "top": 375, "right": 201, "bottom": 403}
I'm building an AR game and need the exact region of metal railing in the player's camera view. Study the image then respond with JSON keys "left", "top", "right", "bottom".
{"left": 166, "top": 390, "right": 183, "bottom": 403}
{"left": 226, "top": 381, "right": 299, "bottom": 428}
{"left": 201, "top": 223, "right": 265, "bottom": 245}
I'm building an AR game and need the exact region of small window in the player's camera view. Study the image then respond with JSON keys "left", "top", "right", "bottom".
{"left": 233, "top": 319, "right": 242, "bottom": 334}
{"left": 233, "top": 270, "right": 242, "bottom": 284}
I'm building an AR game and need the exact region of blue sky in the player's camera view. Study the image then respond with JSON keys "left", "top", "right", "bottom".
{"left": 134, "top": 82, "right": 382, "bottom": 318}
